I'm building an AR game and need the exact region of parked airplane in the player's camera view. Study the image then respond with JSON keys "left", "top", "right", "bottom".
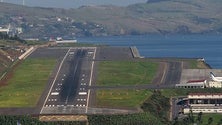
{"left": 210, "top": 72, "right": 222, "bottom": 82}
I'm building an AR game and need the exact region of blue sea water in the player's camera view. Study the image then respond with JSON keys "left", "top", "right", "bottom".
{"left": 77, "top": 35, "right": 222, "bottom": 69}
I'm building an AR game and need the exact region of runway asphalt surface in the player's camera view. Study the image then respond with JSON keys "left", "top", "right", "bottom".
{"left": 39, "top": 47, "right": 183, "bottom": 114}
{"left": 40, "top": 47, "right": 96, "bottom": 114}
{"left": 162, "top": 62, "right": 182, "bottom": 85}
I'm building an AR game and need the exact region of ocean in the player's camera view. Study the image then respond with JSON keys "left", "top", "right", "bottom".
{"left": 77, "top": 35, "right": 222, "bottom": 69}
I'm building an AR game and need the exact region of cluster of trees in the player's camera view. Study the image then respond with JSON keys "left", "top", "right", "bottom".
{"left": 173, "top": 111, "right": 222, "bottom": 125}
{"left": 141, "top": 90, "right": 170, "bottom": 124}
{"left": 0, "top": 115, "right": 85, "bottom": 125}
{"left": 1, "top": 114, "right": 222, "bottom": 125}
{"left": 0, "top": 32, "right": 26, "bottom": 44}
{"left": 88, "top": 113, "right": 162, "bottom": 125}
{"left": 0, "top": 114, "right": 162, "bottom": 125}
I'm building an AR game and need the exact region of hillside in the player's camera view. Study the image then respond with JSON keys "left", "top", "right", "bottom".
{"left": 0, "top": 35, "right": 26, "bottom": 79}
{"left": 126, "top": 0, "right": 222, "bottom": 34}
{"left": 1, "top": 0, "right": 222, "bottom": 37}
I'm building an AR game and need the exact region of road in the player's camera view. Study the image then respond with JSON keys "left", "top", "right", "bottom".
{"left": 88, "top": 84, "right": 175, "bottom": 90}
{"left": 40, "top": 47, "right": 96, "bottom": 114}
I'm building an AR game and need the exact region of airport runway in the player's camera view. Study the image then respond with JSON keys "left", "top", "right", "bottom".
{"left": 162, "top": 62, "right": 182, "bottom": 85}
{"left": 95, "top": 46, "right": 134, "bottom": 61}
{"left": 40, "top": 47, "right": 96, "bottom": 114}
{"left": 2, "top": 46, "right": 207, "bottom": 115}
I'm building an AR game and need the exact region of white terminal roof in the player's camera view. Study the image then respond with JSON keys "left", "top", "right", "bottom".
{"left": 188, "top": 93, "right": 222, "bottom": 99}
{"left": 186, "top": 79, "right": 206, "bottom": 83}
{"left": 176, "top": 79, "right": 206, "bottom": 87}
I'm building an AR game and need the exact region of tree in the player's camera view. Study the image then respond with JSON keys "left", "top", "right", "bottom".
{"left": 188, "top": 109, "right": 194, "bottom": 123}
{"left": 197, "top": 112, "right": 203, "bottom": 123}
{"left": 217, "top": 118, "right": 222, "bottom": 125}
{"left": 208, "top": 117, "right": 213, "bottom": 125}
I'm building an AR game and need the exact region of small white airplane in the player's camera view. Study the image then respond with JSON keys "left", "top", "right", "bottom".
{"left": 210, "top": 72, "right": 222, "bottom": 82}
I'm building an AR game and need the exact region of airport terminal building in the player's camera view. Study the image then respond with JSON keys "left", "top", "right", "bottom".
{"left": 183, "top": 93, "right": 222, "bottom": 114}
{"left": 175, "top": 80, "right": 206, "bottom": 89}
{"left": 175, "top": 80, "right": 222, "bottom": 89}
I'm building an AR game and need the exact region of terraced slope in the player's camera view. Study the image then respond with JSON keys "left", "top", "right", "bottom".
{"left": 0, "top": 40, "right": 24, "bottom": 77}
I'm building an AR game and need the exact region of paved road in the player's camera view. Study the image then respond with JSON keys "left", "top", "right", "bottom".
{"left": 41, "top": 106, "right": 137, "bottom": 115}
{"left": 0, "top": 108, "right": 35, "bottom": 115}
{"left": 171, "top": 97, "right": 186, "bottom": 120}
{"left": 40, "top": 47, "right": 96, "bottom": 114}
{"left": 88, "top": 84, "right": 175, "bottom": 90}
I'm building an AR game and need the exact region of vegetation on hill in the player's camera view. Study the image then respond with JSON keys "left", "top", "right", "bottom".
{"left": 147, "top": 0, "right": 171, "bottom": 3}
{"left": 0, "top": 33, "right": 26, "bottom": 44}
{"left": 141, "top": 90, "right": 170, "bottom": 124}
{"left": 172, "top": 112, "right": 222, "bottom": 125}
{"left": 0, "top": 115, "right": 85, "bottom": 125}
{"left": 0, "top": 113, "right": 221, "bottom": 125}
{"left": 88, "top": 113, "right": 162, "bottom": 125}
{"left": 1, "top": 0, "right": 222, "bottom": 38}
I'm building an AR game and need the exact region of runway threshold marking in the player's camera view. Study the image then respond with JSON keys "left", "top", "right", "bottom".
{"left": 86, "top": 47, "right": 97, "bottom": 113}
{"left": 40, "top": 48, "right": 71, "bottom": 114}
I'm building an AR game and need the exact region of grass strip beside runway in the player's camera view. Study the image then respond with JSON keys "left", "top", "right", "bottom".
{"left": 188, "top": 60, "right": 210, "bottom": 69}
{"left": 0, "top": 58, "right": 56, "bottom": 107}
{"left": 161, "top": 88, "right": 222, "bottom": 98}
{"left": 96, "top": 89, "right": 152, "bottom": 108}
{"left": 97, "top": 61, "right": 158, "bottom": 86}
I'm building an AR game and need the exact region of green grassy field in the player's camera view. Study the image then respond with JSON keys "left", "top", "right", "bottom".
{"left": 201, "top": 114, "right": 222, "bottom": 125}
{"left": 96, "top": 89, "right": 152, "bottom": 108}
{"left": 188, "top": 60, "right": 210, "bottom": 69}
{"left": 161, "top": 88, "right": 222, "bottom": 98}
{"left": 0, "top": 58, "right": 56, "bottom": 107}
{"left": 175, "top": 113, "right": 222, "bottom": 125}
{"left": 97, "top": 61, "right": 158, "bottom": 86}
